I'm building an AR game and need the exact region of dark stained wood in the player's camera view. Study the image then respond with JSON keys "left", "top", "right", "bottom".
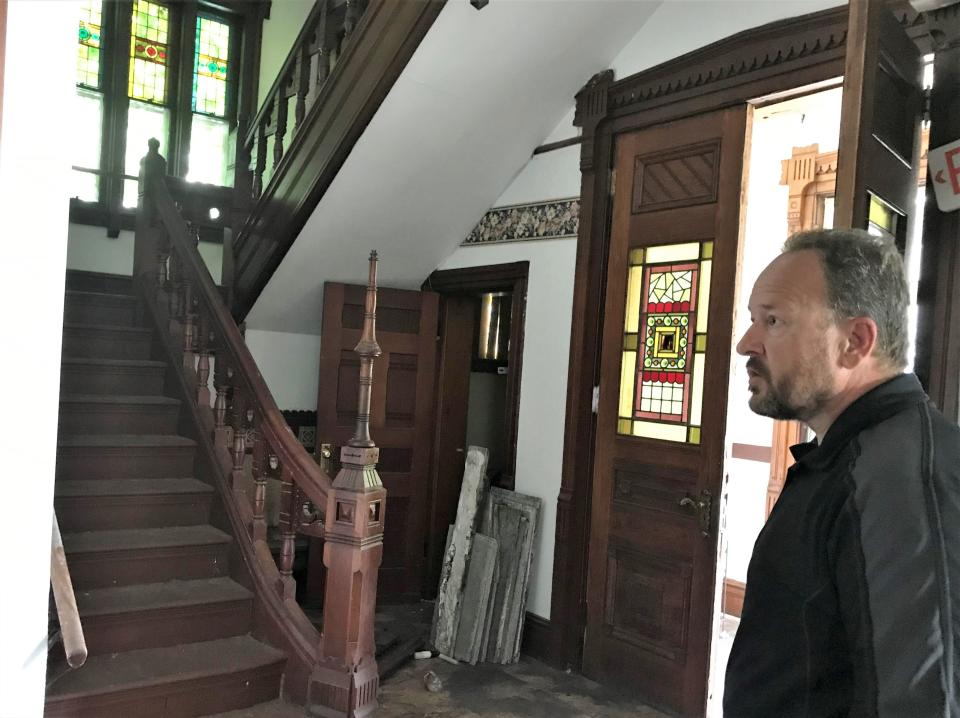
{"left": 915, "top": 4, "right": 960, "bottom": 420}
{"left": 533, "top": 136, "right": 583, "bottom": 155}
{"left": 422, "top": 295, "right": 474, "bottom": 600}
{"left": 552, "top": 5, "right": 860, "bottom": 680}
{"left": 232, "top": 0, "right": 446, "bottom": 319}
{"left": 520, "top": 612, "right": 554, "bottom": 662}
{"left": 314, "top": 282, "right": 439, "bottom": 602}
{"left": 582, "top": 107, "right": 746, "bottom": 717}
{"left": 834, "top": 0, "right": 924, "bottom": 249}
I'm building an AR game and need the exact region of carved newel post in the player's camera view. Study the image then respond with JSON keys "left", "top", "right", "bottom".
{"left": 134, "top": 138, "right": 167, "bottom": 285}
{"left": 309, "top": 252, "right": 386, "bottom": 718}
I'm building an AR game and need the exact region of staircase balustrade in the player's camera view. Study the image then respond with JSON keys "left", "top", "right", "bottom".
{"left": 134, "top": 138, "right": 386, "bottom": 717}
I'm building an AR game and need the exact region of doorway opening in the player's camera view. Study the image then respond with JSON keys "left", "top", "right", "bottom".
{"left": 421, "top": 262, "right": 528, "bottom": 599}
{"left": 708, "top": 62, "right": 932, "bottom": 715}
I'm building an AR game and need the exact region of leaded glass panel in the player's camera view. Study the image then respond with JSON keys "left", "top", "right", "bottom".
{"left": 617, "top": 241, "right": 713, "bottom": 444}
{"left": 193, "top": 16, "right": 230, "bottom": 117}
{"left": 78, "top": 0, "right": 103, "bottom": 88}
{"left": 128, "top": 0, "right": 170, "bottom": 104}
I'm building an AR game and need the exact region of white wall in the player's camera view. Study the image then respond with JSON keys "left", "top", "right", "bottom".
{"left": 258, "top": 0, "right": 315, "bottom": 111}
{"left": 439, "top": 238, "right": 577, "bottom": 619}
{"left": 66, "top": 224, "right": 223, "bottom": 284}
{"left": 244, "top": 329, "right": 322, "bottom": 410}
{"left": 0, "top": 1, "right": 74, "bottom": 714}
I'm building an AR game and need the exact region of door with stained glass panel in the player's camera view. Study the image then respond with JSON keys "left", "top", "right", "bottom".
{"left": 582, "top": 107, "right": 747, "bottom": 717}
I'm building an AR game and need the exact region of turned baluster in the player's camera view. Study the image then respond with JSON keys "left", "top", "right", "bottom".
{"left": 196, "top": 323, "right": 213, "bottom": 408}
{"left": 343, "top": 0, "right": 360, "bottom": 40}
{"left": 214, "top": 365, "right": 232, "bottom": 429}
{"left": 167, "top": 249, "right": 181, "bottom": 318}
{"left": 229, "top": 389, "right": 247, "bottom": 491}
{"left": 253, "top": 117, "right": 268, "bottom": 198}
{"left": 277, "top": 465, "right": 298, "bottom": 599}
{"left": 294, "top": 46, "right": 309, "bottom": 131}
{"left": 273, "top": 91, "right": 288, "bottom": 171}
{"left": 311, "top": 1, "right": 330, "bottom": 97}
{"left": 181, "top": 281, "right": 197, "bottom": 370}
{"left": 250, "top": 420, "right": 268, "bottom": 542}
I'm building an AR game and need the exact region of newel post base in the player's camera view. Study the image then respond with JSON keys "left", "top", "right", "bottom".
{"left": 308, "top": 445, "right": 386, "bottom": 718}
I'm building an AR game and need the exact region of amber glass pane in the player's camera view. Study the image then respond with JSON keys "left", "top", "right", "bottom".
{"left": 617, "top": 240, "right": 713, "bottom": 443}
{"left": 78, "top": 0, "right": 103, "bottom": 88}
{"left": 193, "top": 16, "right": 231, "bottom": 117}
{"left": 128, "top": 0, "right": 170, "bottom": 104}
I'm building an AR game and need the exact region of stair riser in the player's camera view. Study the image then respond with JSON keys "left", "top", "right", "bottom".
{"left": 63, "top": 300, "right": 137, "bottom": 327}
{"left": 58, "top": 404, "right": 180, "bottom": 435}
{"left": 65, "top": 543, "right": 231, "bottom": 590}
{"left": 56, "top": 447, "right": 195, "bottom": 480}
{"left": 60, "top": 365, "right": 166, "bottom": 396}
{"left": 44, "top": 662, "right": 283, "bottom": 718}
{"left": 62, "top": 330, "right": 154, "bottom": 360}
{"left": 81, "top": 600, "right": 253, "bottom": 655}
{"left": 55, "top": 493, "right": 213, "bottom": 532}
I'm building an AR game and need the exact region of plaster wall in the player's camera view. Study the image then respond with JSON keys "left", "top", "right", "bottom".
{"left": 244, "top": 329, "right": 322, "bottom": 411}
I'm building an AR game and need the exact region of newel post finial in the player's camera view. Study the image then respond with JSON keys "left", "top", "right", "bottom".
{"left": 349, "top": 250, "right": 382, "bottom": 449}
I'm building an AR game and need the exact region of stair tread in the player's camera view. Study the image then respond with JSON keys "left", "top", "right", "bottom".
{"left": 65, "top": 290, "right": 136, "bottom": 301}
{"left": 205, "top": 699, "right": 305, "bottom": 717}
{"left": 62, "top": 323, "right": 151, "bottom": 333}
{"left": 76, "top": 577, "right": 252, "bottom": 617}
{"left": 46, "top": 635, "right": 284, "bottom": 699}
{"left": 60, "top": 394, "right": 180, "bottom": 406}
{"left": 61, "top": 357, "right": 166, "bottom": 368}
{"left": 58, "top": 434, "right": 195, "bottom": 448}
{"left": 63, "top": 525, "right": 231, "bottom": 553}
{"left": 56, "top": 478, "right": 212, "bottom": 498}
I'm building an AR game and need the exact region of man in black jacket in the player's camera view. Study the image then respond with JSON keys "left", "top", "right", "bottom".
{"left": 724, "top": 228, "right": 960, "bottom": 717}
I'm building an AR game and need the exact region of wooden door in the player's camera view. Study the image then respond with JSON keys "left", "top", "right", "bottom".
{"left": 834, "top": 0, "right": 924, "bottom": 246}
{"left": 314, "top": 282, "right": 439, "bottom": 603}
{"left": 582, "top": 107, "right": 747, "bottom": 716}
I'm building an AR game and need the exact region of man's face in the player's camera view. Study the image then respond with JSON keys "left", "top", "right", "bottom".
{"left": 736, "top": 250, "right": 843, "bottom": 422}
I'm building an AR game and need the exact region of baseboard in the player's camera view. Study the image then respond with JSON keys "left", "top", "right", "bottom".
{"left": 520, "top": 612, "right": 559, "bottom": 666}
{"left": 724, "top": 578, "right": 746, "bottom": 618}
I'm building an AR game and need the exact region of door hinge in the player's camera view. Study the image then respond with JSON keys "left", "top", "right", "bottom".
{"left": 591, "top": 385, "right": 600, "bottom": 414}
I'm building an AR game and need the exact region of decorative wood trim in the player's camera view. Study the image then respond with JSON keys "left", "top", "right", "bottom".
{"left": 520, "top": 613, "right": 558, "bottom": 666}
{"left": 723, "top": 578, "right": 746, "bottom": 618}
{"left": 232, "top": 0, "right": 447, "bottom": 320}
{"left": 462, "top": 199, "right": 579, "bottom": 246}
{"left": 533, "top": 136, "right": 583, "bottom": 155}
{"left": 730, "top": 443, "right": 772, "bottom": 463}
{"left": 552, "top": 4, "right": 858, "bottom": 676}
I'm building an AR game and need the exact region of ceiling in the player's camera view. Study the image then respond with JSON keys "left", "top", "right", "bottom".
{"left": 245, "top": 0, "right": 662, "bottom": 334}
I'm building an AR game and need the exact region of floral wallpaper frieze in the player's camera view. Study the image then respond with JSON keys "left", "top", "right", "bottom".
{"left": 463, "top": 198, "right": 580, "bottom": 246}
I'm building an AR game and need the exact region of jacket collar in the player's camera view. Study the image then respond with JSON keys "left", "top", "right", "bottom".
{"left": 789, "top": 373, "right": 927, "bottom": 470}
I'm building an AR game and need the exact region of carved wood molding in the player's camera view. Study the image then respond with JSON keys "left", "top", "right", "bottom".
{"left": 607, "top": 7, "right": 849, "bottom": 117}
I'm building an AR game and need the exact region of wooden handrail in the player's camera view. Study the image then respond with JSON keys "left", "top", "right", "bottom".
{"left": 50, "top": 512, "right": 87, "bottom": 670}
{"left": 136, "top": 138, "right": 386, "bottom": 715}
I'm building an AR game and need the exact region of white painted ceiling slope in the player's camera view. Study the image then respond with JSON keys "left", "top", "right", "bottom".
{"left": 246, "top": 0, "right": 662, "bottom": 334}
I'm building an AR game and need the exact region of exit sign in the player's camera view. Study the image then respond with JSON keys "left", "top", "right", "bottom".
{"left": 928, "top": 138, "right": 960, "bottom": 213}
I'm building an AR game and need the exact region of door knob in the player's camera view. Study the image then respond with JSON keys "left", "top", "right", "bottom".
{"left": 679, "top": 489, "right": 713, "bottom": 537}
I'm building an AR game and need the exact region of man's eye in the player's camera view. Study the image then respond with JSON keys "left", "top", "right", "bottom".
{"left": 766, "top": 316, "right": 778, "bottom": 326}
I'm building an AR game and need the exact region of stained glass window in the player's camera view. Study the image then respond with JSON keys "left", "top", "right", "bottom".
{"left": 128, "top": 0, "right": 170, "bottom": 104}
{"left": 617, "top": 241, "right": 713, "bottom": 444}
{"left": 193, "top": 16, "right": 231, "bottom": 117}
{"left": 78, "top": 0, "right": 103, "bottom": 88}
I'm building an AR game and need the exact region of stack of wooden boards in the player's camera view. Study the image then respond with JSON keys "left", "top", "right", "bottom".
{"left": 431, "top": 446, "right": 541, "bottom": 664}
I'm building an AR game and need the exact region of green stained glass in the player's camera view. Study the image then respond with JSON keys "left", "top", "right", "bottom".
{"left": 192, "top": 16, "right": 230, "bottom": 117}
{"left": 129, "top": 0, "right": 170, "bottom": 104}
{"left": 77, "top": 0, "right": 103, "bottom": 88}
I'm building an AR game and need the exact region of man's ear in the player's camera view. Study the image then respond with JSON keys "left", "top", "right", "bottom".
{"left": 839, "top": 316, "right": 879, "bottom": 368}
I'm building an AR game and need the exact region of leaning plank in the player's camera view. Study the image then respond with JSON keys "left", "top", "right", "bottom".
{"left": 430, "top": 446, "right": 489, "bottom": 656}
{"left": 481, "top": 487, "right": 542, "bottom": 664}
{"left": 452, "top": 533, "right": 498, "bottom": 665}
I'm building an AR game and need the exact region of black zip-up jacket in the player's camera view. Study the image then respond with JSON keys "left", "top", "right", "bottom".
{"left": 724, "top": 374, "right": 960, "bottom": 717}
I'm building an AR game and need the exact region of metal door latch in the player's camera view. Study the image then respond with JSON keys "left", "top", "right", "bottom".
{"left": 679, "top": 489, "right": 713, "bottom": 537}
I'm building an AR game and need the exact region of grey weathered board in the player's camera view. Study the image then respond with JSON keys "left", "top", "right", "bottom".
{"left": 430, "top": 446, "right": 489, "bottom": 655}
{"left": 452, "top": 533, "right": 498, "bottom": 664}
{"left": 481, "top": 487, "right": 542, "bottom": 664}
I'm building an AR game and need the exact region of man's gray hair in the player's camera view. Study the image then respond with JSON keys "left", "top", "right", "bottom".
{"left": 783, "top": 228, "right": 909, "bottom": 370}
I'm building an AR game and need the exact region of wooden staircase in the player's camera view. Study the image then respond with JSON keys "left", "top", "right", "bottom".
{"left": 46, "top": 273, "right": 290, "bottom": 717}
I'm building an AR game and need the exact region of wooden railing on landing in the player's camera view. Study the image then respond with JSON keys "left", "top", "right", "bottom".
{"left": 135, "top": 139, "right": 387, "bottom": 717}
{"left": 230, "top": 0, "right": 446, "bottom": 320}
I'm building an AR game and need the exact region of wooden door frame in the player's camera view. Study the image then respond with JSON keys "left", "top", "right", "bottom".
{"left": 421, "top": 261, "right": 529, "bottom": 597}
{"left": 551, "top": 0, "right": 960, "bottom": 674}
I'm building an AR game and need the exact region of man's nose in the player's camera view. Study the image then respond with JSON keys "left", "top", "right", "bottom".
{"left": 736, "top": 323, "right": 760, "bottom": 356}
